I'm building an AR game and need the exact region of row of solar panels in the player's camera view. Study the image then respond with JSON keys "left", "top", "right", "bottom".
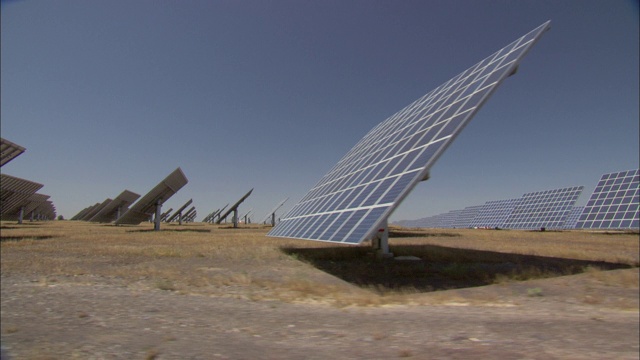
{"left": 69, "top": 168, "right": 189, "bottom": 229}
{"left": 396, "top": 169, "right": 639, "bottom": 230}
{"left": 0, "top": 138, "right": 57, "bottom": 222}
{"left": 71, "top": 169, "right": 262, "bottom": 229}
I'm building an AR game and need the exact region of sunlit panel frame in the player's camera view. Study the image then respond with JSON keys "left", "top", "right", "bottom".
{"left": 269, "top": 21, "right": 551, "bottom": 244}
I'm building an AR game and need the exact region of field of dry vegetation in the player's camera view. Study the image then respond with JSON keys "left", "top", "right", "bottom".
{"left": 1, "top": 221, "right": 639, "bottom": 359}
{"left": 1, "top": 221, "right": 638, "bottom": 306}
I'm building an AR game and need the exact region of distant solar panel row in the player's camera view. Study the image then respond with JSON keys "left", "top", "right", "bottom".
{"left": 503, "top": 186, "right": 583, "bottom": 230}
{"left": 397, "top": 169, "right": 639, "bottom": 230}
{"left": 468, "top": 198, "right": 521, "bottom": 229}
{"left": 399, "top": 185, "right": 584, "bottom": 229}
{"left": 269, "top": 21, "right": 552, "bottom": 244}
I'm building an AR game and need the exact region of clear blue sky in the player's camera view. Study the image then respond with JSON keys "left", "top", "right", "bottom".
{"left": 2, "top": 0, "right": 638, "bottom": 222}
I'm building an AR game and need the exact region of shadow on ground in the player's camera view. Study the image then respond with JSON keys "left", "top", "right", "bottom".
{"left": 125, "top": 229, "right": 211, "bottom": 233}
{"left": 1, "top": 236, "right": 56, "bottom": 242}
{"left": 281, "top": 244, "right": 633, "bottom": 293}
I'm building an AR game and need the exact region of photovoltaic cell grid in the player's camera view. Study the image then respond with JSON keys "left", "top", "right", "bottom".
{"left": 468, "top": 198, "right": 522, "bottom": 229}
{"left": 269, "top": 22, "right": 551, "bottom": 244}
{"left": 450, "top": 205, "right": 484, "bottom": 228}
{"left": 503, "top": 186, "right": 584, "bottom": 230}
{"left": 576, "top": 169, "right": 639, "bottom": 229}
{"left": 562, "top": 206, "right": 584, "bottom": 229}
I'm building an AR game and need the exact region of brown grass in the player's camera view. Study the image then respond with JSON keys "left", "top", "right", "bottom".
{"left": 1, "top": 221, "right": 638, "bottom": 307}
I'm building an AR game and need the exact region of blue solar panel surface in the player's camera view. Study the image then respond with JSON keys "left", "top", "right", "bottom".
{"left": 468, "top": 198, "right": 522, "bottom": 229}
{"left": 576, "top": 169, "right": 639, "bottom": 229}
{"left": 268, "top": 21, "right": 551, "bottom": 244}
{"left": 503, "top": 186, "right": 583, "bottom": 230}
{"left": 563, "top": 206, "right": 584, "bottom": 229}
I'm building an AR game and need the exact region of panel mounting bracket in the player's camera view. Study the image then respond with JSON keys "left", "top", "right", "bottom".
{"left": 372, "top": 218, "right": 393, "bottom": 259}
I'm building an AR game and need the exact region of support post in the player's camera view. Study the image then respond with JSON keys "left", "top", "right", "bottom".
{"left": 154, "top": 198, "right": 162, "bottom": 231}
{"left": 271, "top": 213, "right": 276, "bottom": 226}
{"left": 18, "top": 206, "right": 24, "bottom": 225}
{"left": 178, "top": 212, "right": 183, "bottom": 225}
{"left": 233, "top": 209, "right": 239, "bottom": 228}
{"left": 372, "top": 219, "right": 393, "bottom": 259}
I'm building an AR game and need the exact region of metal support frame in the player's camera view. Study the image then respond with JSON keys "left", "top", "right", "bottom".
{"left": 154, "top": 198, "right": 162, "bottom": 231}
{"left": 233, "top": 209, "right": 239, "bottom": 228}
{"left": 372, "top": 218, "right": 393, "bottom": 259}
{"left": 271, "top": 213, "right": 276, "bottom": 226}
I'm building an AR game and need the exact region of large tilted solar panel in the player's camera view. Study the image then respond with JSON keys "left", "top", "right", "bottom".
{"left": 0, "top": 138, "right": 26, "bottom": 167}
{"left": 503, "top": 186, "right": 584, "bottom": 230}
{"left": 576, "top": 169, "right": 639, "bottom": 229}
{"left": 0, "top": 174, "right": 44, "bottom": 216}
{"left": 269, "top": 22, "right": 551, "bottom": 244}
{"left": 468, "top": 198, "right": 522, "bottom": 229}
{"left": 89, "top": 190, "right": 140, "bottom": 223}
{"left": 115, "top": 168, "right": 188, "bottom": 225}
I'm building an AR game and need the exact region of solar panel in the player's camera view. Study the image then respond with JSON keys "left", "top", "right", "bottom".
{"left": 89, "top": 190, "right": 141, "bottom": 223}
{"left": 0, "top": 138, "right": 26, "bottom": 167}
{"left": 503, "top": 186, "right": 584, "bottom": 230}
{"left": 575, "top": 169, "right": 639, "bottom": 229}
{"left": 216, "top": 189, "right": 253, "bottom": 225}
{"left": 261, "top": 197, "right": 289, "bottom": 225}
{"left": 81, "top": 198, "right": 112, "bottom": 221}
{"left": 0, "top": 174, "right": 44, "bottom": 217}
{"left": 450, "top": 205, "right": 484, "bottom": 228}
{"left": 115, "top": 168, "right": 188, "bottom": 226}
{"left": 563, "top": 206, "right": 584, "bottom": 229}
{"left": 166, "top": 199, "right": 193, "bottom": 223}
{"left": 269, "top": 21, "right": 551, "bottom": 244}
{"left": 468, "top": 198, "right": 522, "bottom": 229}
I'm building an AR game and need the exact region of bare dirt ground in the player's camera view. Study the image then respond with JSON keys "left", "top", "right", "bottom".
{"left": 1, "top": 222, "right": 638, "bottom": 359}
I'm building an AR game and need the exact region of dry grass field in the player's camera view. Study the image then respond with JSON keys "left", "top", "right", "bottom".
{"left": 1, "top": 220, "right": 639, "bottom": 359}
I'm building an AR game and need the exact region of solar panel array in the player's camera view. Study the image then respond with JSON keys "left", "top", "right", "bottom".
{"left": 562, "top": 206, "right": 584, "bottom": 229}
{"left": 115, "top": 168, "right": 189, "bottom": 225}
{"left": 576, "top": 169, "right": 639, "bottom": 229}
{"left": 269, "top": 21, "right": 552, "bottom": 244}
{"left": 216, "top": 189, "right": 253, "bottom": 224}
{"left": 0, "top": 174, "right": 44, "bottom": 218}
{"left": 1, "top": 137, "right": 26, "bottom": 167}
{"left": 503, "top": 186, "right": 583, "bottom": 230}
{"left": 397, "top": 186, "right": 584, "bottom": 229}
{"left": 89, "top": 190, "right": 140, "bottom": 223}
{"left": 1, "top": 138, "right": 56, "bottom": 221}
{"left": 396, "top": 168, "right": 639, "bottom": 230}
{"left": 468, "top": 198, "right": 521, "bottom": 229}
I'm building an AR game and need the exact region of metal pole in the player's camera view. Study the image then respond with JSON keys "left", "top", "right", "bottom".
{"left": 154, "top": 198, "right": 162, "bottom": 231}
{"left": 271, "top": 213, "right": 276, "bottom": 226}
{"left": 18, "top": 206, "right": 24, "bottom": 225}
{"left": 233, "top": 209, "right": 239, "bottom": 228}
